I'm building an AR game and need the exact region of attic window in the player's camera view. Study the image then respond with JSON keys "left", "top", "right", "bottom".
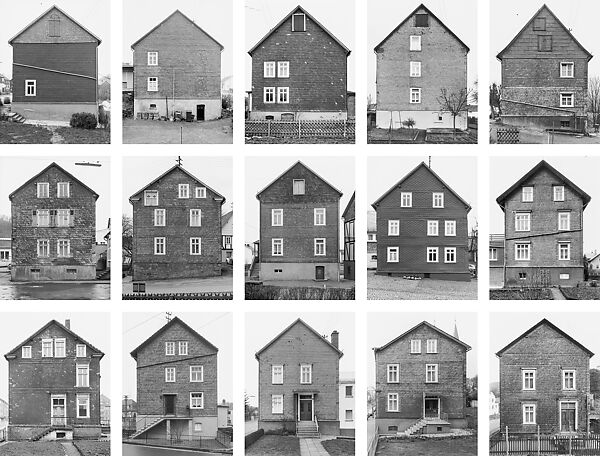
{"left": 293, "top": 179, "right": 305, "bottom": 195}
{"left": 48, "top": 13, "right": 61, "bottom": 37}
{"left": 292, "top": 13, "right": 306, "bottom": 32}
{"left": 538, "top": 35, "right": 552, "bottom": 52}
{"left": 533, "top": 17, "right": 546, "bottom": 31}
{"left": 415, "top": 14, "right": 429, "bottom": 27}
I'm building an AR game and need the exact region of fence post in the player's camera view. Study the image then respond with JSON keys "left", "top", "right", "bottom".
{"left": 506, "top": 426, "right": 509, "bottom": 456}
{"left": 537, "top": 425, "right": 540, "bottom": 456}
{"left": 569, "top": 435, "right": 572, "bottom": 455}
{"left": 267, "top": 120, "right": 271, "bottom": 137}
{"left": 298, "top": 119, "right": 301, "bottom": 138}
{"left": 343, "top": 120, "right": 347, "bottom": 137}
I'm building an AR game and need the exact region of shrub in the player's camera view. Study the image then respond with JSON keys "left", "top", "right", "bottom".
{"left": 402, "top": 118, "right": 416, "bottom": 129}
{"left": 70, "top": 112, "right": 97, "bottom": 129}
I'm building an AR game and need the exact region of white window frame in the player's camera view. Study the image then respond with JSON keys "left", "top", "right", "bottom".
{"left": 293, "top": 179, "right": 305, "bottom": 195}
{"left": 57, "top": 239, "right": 70, "bottom": 258}
{"left": 445, "top": 220, "right": 456, "bottom": 236}
{"left": 195, "top": 187, "right": 206, "bottom": 198}
{"left": 154, "top": 209, "right": 166, "bottom": 227}
{"left": 272, "top": 209, "right": 283, "bottom": 226}
{"left": 409, "top": 35, "right": 421, "bottom": 51}
{"left": 190, "top": 392, "right": 204, "bottom": 409}
{"left": 427, "top": 247, "right": 439, "bottom": 263}
{"left": 554, "top": 186, "right": 565, "bottom": 201}
{"left": 410, "top": 87, "right": 421, "bottom": 104}
{"left": 559, "top": 401, "right": 578, "bottom": 431}
{"left": 387, "top": 393, "right": 399, "bottom": 412}
{"left": 178, "top": 184, "right": 190, "bottom": 199}
{"left": 558, "top": 212, "right": 571, "bottom": 231}
{"left": 300, "top": 364, "right": 312, "bottom": 384}
{"left": 387, "top": 364, "right": 399, "bottom": 383}
{"left": 277, "top": 87, "right": 289, "bottom": 104}
{"left": 147, "top": 77, "right": 158, "bottom": 92}
{"left": 42, "top": 339, "right": 53, "bottom": 357}
{"left": 37, "top": 182, "right": 49, "bottom": 198}
{"left": 522, "top": 369, "right": 536, "bottom": 390}
{"left": 263, "top": 87, "right": 275, "bottom": 103}
{"left": 345, "top": 409, "right": 353, "bottom": 422}
{"left": 56, "top": 209, "right": 70, "bottom": 227}
{"left": 272, "top": 394, "right": 283, "bottom": 414}
{"left": 427, "top": 220, "right": 438, "bottom": 236}
{"left": 37, "top": 209, "right": 50, "bottom": 227}
{"left": 263, "top": 61, "right": 276, "bottom": 78}
{"left": 432, "top": 192, "right": 444, "bottom": 208}
{"left": 558, "top": 242, "right": 571, "bottom": 261}
{"left": 144, "top": 190, "right": 159, "bottom": 206}
{"left": 562, "top": 370, "right": 576, "bottom": 390}
{"left": 410, "top": 339, "right": 421, "bottom": 354}
{"left": 560, "top": 92, "right": 574, "bottom": 108}
{"left": 489, "top": 248, "right": 498, "bottom": 261}
{"left": 165, "top": 367, "right": 176, "bottom": 383}
{"left": 77, "top": 394, "right": 90, "bottom": 419}
{"left": 388, "top": 220, "right": 399, "bottom": 236}
{"left": 272, "top": 365, "right": 283, "bottom": 384}
{"left": 76, "top": 344, "right": 86, "bottom": 358}
{"left": 189, "top": 237, "right": 202, "bottom": 255}
{"left": 278, "top": 61, "right": 289, "bottom": 78}
{"left": 54, "top": 338, "right": 66, "bottom": 358}
{"left": 165, "top": 342, "right": 175, "bottom": 356}
{"left": 154, "top": 237, "right": 166, "bottom": 255}
{"left": 560, "top": 62, "right": 574, "bottom": 78}
{"left": 401, "top": 192, "right": 412, "bottom": 207}
{"left": 426, "top": 339, "right": 438, "bottom": 353}
{"left": 179, "top": 341, "right": 188, "bottom": 356}
{"left": 314, "top": 208, "right": 326, "bottom": 226}
{"left": 522, "top": 186, "right": 533, "bottom": 202}
{"left": 25, "top": 79, "right": 36, "bottom": 96}
{"left": 147, "top": 51, "right": 158, "bottom": 66}
{"left": 444, "top": 247, "right": 456, "bottom": 263}
{"left": 314, "top": 238, "right": 326, "bottom": 256}
{"left": 272, "top": 238, "right": 283, "bottom": 256}
{"left": 57, "top": 182, "right": 70, "bottom": 198}
{"left": 22, "top": 346, "right": 32, "bottom": 358}
{"left": 515, "top": 212, "right": 531, "bottom": 232}
{"left": 291, "top": 13, "right": 306, "bottom": 32}
{"left": 190, "top": 209, "right": 202, "bottom": 227}
{"left": 387, "top": 246, "right": 399, "bottom": 263}
{"left": 523, "top": 404, "right": 536, "bottom": 424}
{"left": 425, "top": 364, "right": 439, "bottom": 383}
{"left": 410, "top": 61, "right": 421, "bottom": 77}
{"left": 515, "top": 243, "right": 531, "bottom": 261}
{"left": 37, "top": 239, "right": 50, "bottom": 257}
{"left": 190, "top": 366, "right": 204, "bottom": 383}
{"left": 76, "top": 364, "right": 89, "bottom": 387}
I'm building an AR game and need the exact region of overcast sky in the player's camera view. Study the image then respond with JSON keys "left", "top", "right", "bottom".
{"left": 245, "top": 312, "right": 355, "bottom": 407}
{"left": 489, "top": 156, "right": 600, "bottom": 255}
{"left": 0, "top": 0, "right": 110, "bottom": 79}
{"left": 367, "top": 156, "right": 478, "bottom": 231}
{"left": 122, "top": 156, "right": 233, "bottom": 218}
{"left": 490, "top": 0, "right": 598, "bottom": 84}
{"left": 368, "top": 0, "right": 478, "bottom": 102}
{"left": 245, "top": 157, "right": 355, "bottom": 246}
{"left": 123, "top": 312, "right": 233, "bottom": 404}
{"left": 245, "top": 0, "right": 355, "bottom": 91}
{"left": 123, "top": 0, "right": 233, "bottom": 87}
{"left": 490, "top": 313, "right": 600, "bottom": 384}
{"left": 0, "top": 313, "right": 111, "bottom": 402}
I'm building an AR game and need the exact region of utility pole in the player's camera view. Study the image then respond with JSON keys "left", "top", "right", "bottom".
{"left": 428, "top": 156, "right": 432, "bottom": 168}
{"left": 166, "top": 312, "right": 172, "bottom": 322}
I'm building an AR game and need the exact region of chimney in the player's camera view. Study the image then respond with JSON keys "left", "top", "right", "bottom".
{"left": 331, "top": 330, "right": 339, "bottom": 349}
{"left": 64, "top": 319, "right": 71, "bottom": 330}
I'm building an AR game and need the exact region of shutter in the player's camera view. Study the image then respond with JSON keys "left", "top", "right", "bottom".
{"left": 70, "top": 209, "right": 75, "bottom": 227}
{"left": 32, "top": 210, "right": 37, "bottom": 227}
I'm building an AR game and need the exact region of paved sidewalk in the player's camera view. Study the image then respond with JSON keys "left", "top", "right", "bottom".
{"left": 551, "top": 288, "right": 566, "bottom": 300}
{"left": 299, "top": 439, "right": 329, "bottom": 456}
{"left": 61, "top": 442, "right": 82, "bottom": 456}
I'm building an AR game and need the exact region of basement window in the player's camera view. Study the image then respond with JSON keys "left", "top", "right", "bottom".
{"left": 415, "top": 14, "right": 429, "bottom": 27}
{"left": 292, "top": 13, "right": 306, "bottom": 32}
{"left": 388, "top": 425, "right": 398, "bottom": 432}
{"left": 519, "top": 272, "right": 527, "bottom": 280}
{"left": 560, "top": 120, "right": 570, "bottom": 128}
{"left": 66, "top": 268, "right": 77, "bottom": 274}
{"left": 533, "top": 17, "right": 546, "bottom": 31}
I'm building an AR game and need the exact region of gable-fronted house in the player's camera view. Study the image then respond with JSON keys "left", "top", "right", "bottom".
{"left": 496, "top": 160, "right": 591, "bottom": 287}
{"left": 375, "top": 4, "right": 469, "bottom": 130}
{"left": 130, "top": 317, "right": 219, "bottom": 441}
{"left": 497, "top": 5, "right": 593, "bottom": 132}
{"left": 339, "top": 373, "right": 355, "bottom": 437}
{"left": 255, "top": 318, "right": 343, "bottom": 436}
{"left": 496, "top": 319, "right": 593, "bottom": 434}
{"left": 9, "top": 6, "right": 101, "bottom": 122}
{"left": 374, "top": 321, "right": 471, "bottom": 435}
{"left": 342, "top": 192, "right": 355, "bottom": 280}
{"left": 372, "top": 162, "right": 471, "bottom": 281}
{"left": 588, "top": 252, "right": 600, "bottom": 278}
{"left": 248, "top": 5, "right": 351, "bottom": 121}
{"left": 10, "top": 163, "right": 98, "bottom": 282}
{"left": 129, "top": 165, "right": 225, "bottom": 281}
{"left": 256, "top": 161, "right": 342, "bottom": 281}
{"left": 221, "top": 211, "right": 233, "bottom": 264}
{"left": 4, "top": 320, "right": 104, "bottom": 441}
{"left": 132, "top": 10, "right": 223, "bottom": 121}
{"left": 0, "top": 238, "right": 11, "bottom": 267}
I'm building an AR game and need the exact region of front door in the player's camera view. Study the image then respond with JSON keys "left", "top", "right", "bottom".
{"left": 424, "top": 398, "right": 440, "bottom": 419}
{"left": 560, "top": 402, "right": 577, "bottom": 432}
{"left": 51, "top": 395, "right": 67, "bottom": 426}
{"left": 164, "top": 395, "right": 176, "bottom": 415}
{"left": 315, "top": 266, "right": 325, "bottom": 280}
{"left": 299, "top": 396, "right": 313, "bottom": 421}
{"left": 197, "top": 104, "right": 205, "bottom": 121}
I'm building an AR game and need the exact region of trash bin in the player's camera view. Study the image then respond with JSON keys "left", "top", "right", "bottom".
{"left": 186, "top": 111, "right": 194, "bottom": 122}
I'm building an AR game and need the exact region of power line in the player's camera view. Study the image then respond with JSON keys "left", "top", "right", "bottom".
{"left": 122, "top": 312, "right": 164, "bottom": 334}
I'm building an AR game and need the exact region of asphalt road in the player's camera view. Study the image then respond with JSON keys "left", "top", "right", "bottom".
{"left": 0, "top": 271, "right": 110, "bottom": 300}
{"left": 123, "top": 444, "right": 216, "bottom": 456}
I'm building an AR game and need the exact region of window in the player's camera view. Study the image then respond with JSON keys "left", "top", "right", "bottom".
{"left": 37, "top": 182, "right": 49, "bottom": 198}
{"left": 387, "top": 393, "right": 399, "bottom": 412}
{"left": 523, "top": 404, "right": 536, "bottom": 424}
{"left": 272, "top": 209, "right": 283, "bottom": 226}
{"left": 559, "top": 242, "right": 571, "bottom": 261}
{"left": 538, "top": 35, "right": 552, "bottom": 52}
{"left": 190, "top": 366, "right": 204, "bottom": 382}
{"left": 25, "top": 80, "right": 36, "bottom": 96}
{"left": 77, "top": 395, "right": 90, "bottom": 418}
{"left": 563, "top": 370, "right": 576, "bottom": 390}
{"left": 264, "top": 87, "right": 275, "bottom": 103}
{"left": 558, "top": 212, "right": 570, "bottom": 231}
{"left": 561, "top": 120, "right": 571, "bottom": 128}
{"left": 314, "top": 208, "right": 326, "bottom": 226}
{"left": 533, "top": 17, "right": 546, "bottom": 30}
{"left": 144, "top": 190, "right": 158, "bottom": 206}
{"left": 147, "top": 51, "right": 158, "bottom": 66}
{"left": 165, "top": 342, "right": 175, "bottom": 356}
{"left": 300, "top": 364, "right": 312, "bottom": 384}
{"left": 314, "top": 238, "right": 326, "bottom": 256}
{"left": 179, "top": 341, "right": 188, "bottom": 355}
{"left": 523, "top": 370, "right": 536, "bottom": 390}
{"left": 54, "top": 339, "right": 66, "bottom": 358}
{"left": 56, "top": 209, "right": 70, "bottom": 227}
{"left": 57, "top": 240, "right": 70, "bottom": 257}
{"left": 433, "top": 192, "right": 444, "bottom": 208}
{"left": 345, "top": 410, "right": 353, "bottom": 421}
{"left": 272, "top": 395, "right": 283, "bottom": 414}
{"left": 293, "top": 179, "right": 305, "bottom": 195}
{"left": 190, "top": 238, "right": 201, "bottom": 255}
{"left": 427, "top": 220, "right": 438, "bottom": 236}
{"left": 22, "top": 346, "right": 32, "bottom": 358}
{"left": 426, "top": 364, "right": 439, "bottom": 383}
{"left": 444, "top": 221, "right": 456, "bottom": 236}
{"left": 178, "top": 184, "right": 189, "bottom": 198}
{"left": 57, "top": 182, "right": 69, "bottom": 198}
{"left": 42, "top": 339, "right": 53, "bottom": 357}
{"left": 154, "top": 237, "right": 166, "bottom": 255}
{"left": 272, "top": 238, "right": 283, "bottom": 256}
{"left": 195, "top": 187, "right": 206, "bottom": 198}
{"left": 415, "top": 12, "right": 430, "bottom": 26}
{"left": 489, "top": 248, "right": 498, "bottom": 261}
{"left": 560, "top": 62, "right": 574, "bottom": 78}
{"left": 147, "top": 77, "right": 158, "bottom": 91}
{"left": 427, "top": 339, "right": 438, "bottom": 353}
{"left": 388, "top": 220, "right": 399, "bottom": 236}
{"left": 522, "top": 187, "right": 533, "bottom": 202}
{"left": 410, "top": 339, "right": 421, "bottom": 353}
{"left": 387, "top": 364, "right": 399, "bottom": 383}
{"left": 37, "top": 209, "right": 50, "bottom": 227}
{"left": 76, "top": 364, "right": 89, "bottom": 387}
{"left": 345, "top": 385, "right": 353, "bottom": 397}
{"left": 410, "top": 88, "right": 421, "bottom": 104}
{"left": 515, "top": 243, "right": 531, "bottom": 261}
{"left": 48, "top": 14, "right": 60, "bottom": 36}
{"left": 277, "top": 87, "right": 289, "bottom": 103}
{"left": 401, "top": 192, "right": 412, "bottom": 207}
{"left": 560, "top": 92, "right": 574, "bottom": 107}
{"left": 272, "top": 365, "right": 283, "bottom": 384}
{"left": 292, "top": 13, "right": 306, "bottom": 32}
{"left": 37, "top": 239, "right": 49, "bottom": 257}
{"left": 278, "top": 61, "right": 289, "bottom": 78}
{"left": 165, "top": 367, "right": 176, "bottom": 382}
{"left": 387, "top": 247, "right": 399, "bottom": 263}
{"left": 264, "top": 61, "right": 275, "bottom": 78}
{"left": 194, "top": 423, "right": 202, "bottom": 432}
{"left": 410, "top": 61, "right": 421, "bottom": 77}
{"left": 554, "top": 186, "right": 565, "bottom": 201}
{"left": 445, "top": 247, "right": 457, "bottom": 263}
{"left": 515, "top": 212, "right": 531, "bottom": 231}
{"left": 560, "top": 273, "right": 571, "bottom": 280}
{"left": 190, "top": 392, "right": 204, "bottom": 409}
{"left": 154, "top": 209, "right": 166, "bottom": 226}
{"left": 190, "top": 209, "right": 201, "bottom": 227}
{"left": 409, "top": 35, "right": 421, "bottom": 51}
{"left": 427, "top": 247, "right": 439, "bottom": 263}
{"left": 519, "top": 272, "right": 527, "bottom": 280}
{"left": 76, "top": 345, "right": 86, "bottom": 357}
{"left": 368, "top": 234, "right": 377, "bottom": 242}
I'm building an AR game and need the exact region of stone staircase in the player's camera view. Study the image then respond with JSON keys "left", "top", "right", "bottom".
{"left": 31, "top": 427, "right": 54, "bottom": 442}
{"left": 402, "top": 419, "right": 427, "bottom": 436}
{"left": 7, "top": 112, "right": 26, "bottom": 123}
{"left": 96, "top": 269, "right": 110, "bottom": 280}
{"left": 130, "top": 417, "right": 165, "bottom": 439}
{"left": 296, "top": 421, "right": 320, "bottom": 439}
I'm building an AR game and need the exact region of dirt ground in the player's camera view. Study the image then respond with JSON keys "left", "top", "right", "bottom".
{"left": 321, "top": 438, "right": 355, "bottom": 455}
{"left": 368, "top": 271, "right": 477, "bottom": 300}
{"left": 246, "top": 435, "right": 301, "bottom": 456}
{"left": 123, "top": 118, "right": 232, "bottom": 144}
{"left": 0, "top": 122, "right": 109, "bottom": 144}
{"left": 490, "top": 121, "right": 600, "bottom": 144}
{"left": 375, "top": 436, "right": 477, "bottom": 456}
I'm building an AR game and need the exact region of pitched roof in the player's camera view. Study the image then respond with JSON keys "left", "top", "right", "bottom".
{"left": 589, "top": 252, "right": 600, "bottom": 263}
{"left": 496, "top": 318, "right": 594, "bottom": 358}
{"left": 374, "top": 3, "right": 469, "bottom": 52}
{"left": 221, "top": 211, "right": 233, "bottom": 226}
{"left": 9, "top": 5, "right": 101, "bottom": 45}
{"left": 256, "top": 161, "right": 343, "bottom": 199}
{"left": 9, "top": 162, "right": 99, "bottom": 201}
{"left": 496, "top": 4, "right": 592, "bottom": 61}
{"left": 496, "top": 160, "right": 591, "bottom": 211}
{"left": 371, "top": 162, "right": 471, "bottom": 211}
{"left": 130, "top": 316, "right": 219, "bottom": 361}
{"left": 255, "top": 318, "right": 343, "bottom": 360}
{"left": 248, "top": 5, "right": 350, "bottom": 56}
{"left": 342, "top": 191, "right": 355, "bottom": 220}
{"left": 129, "top": 165, "right": 226, "bottom": 204}
{"left": 131, "top": 10, "right": 223, "bottom": 50}
{"left": 374, "top": 321, "right": 471, "bottom": 354}
{"left": 367, "top": 210, "right": 377, "bottom": 232}
{"left": 4, "top": 320, "right": 104, "bottom": 360}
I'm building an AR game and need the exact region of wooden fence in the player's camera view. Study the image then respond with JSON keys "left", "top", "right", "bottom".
{"left": 123, "top": 291, "right": 233, "bottom": 300}
{"left": 245, "top": 120, "right": 355, "bottom": 138}
{"left": 490, "top": 433, "right": 600, "bottom": 455}
{"left": 497, "top": 128, "right": 520, "bottom": 144}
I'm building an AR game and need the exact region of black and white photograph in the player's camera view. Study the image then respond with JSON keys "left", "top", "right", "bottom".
{"left": 245, "top": 157, "right": 355, "bottom": 300}
{"left": 122, "top": 0, "right": 233, "bottom": 144}
{"left": 490, "top": 1, "right": 600, "bottom": 144}
{"left": 245, "top": 313, "right": 355, "bottom": 456}
{"left": 122, "top": 312, "right": 233, "bottom": 455}
{"left": 489, "top": 156, "right": 600, "bottom": 300}
{"left": 367, "top": 156, "right": 478, "bottom": 300}
{"left": 0, "top": 313, "right": 111, "bottom": 454}
{"left": 245, "top": 0, "right": 355, "bottom": 144}
{"left": 490, "top": 314, "right": 600, "bottom": 452}
{"left": 367, "top": 313, "right": 477, "bottom": 456}
{"left": 0, "top": 0, "right": 110, "bottom": 144}
{"left": 122, "top": 156, "right": 233, "bottom": 300}
{"left": 367, "top": 0, "right": 478, "bottom": 144}
{"left": 0, "top": 157, "right": 110, "bottom": 300}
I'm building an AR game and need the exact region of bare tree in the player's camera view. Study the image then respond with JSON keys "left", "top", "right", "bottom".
{"left": 122, "top": 214, "right": 133, "bottom": 260}
{"left": 437, "top": 88, "right": 471, "bottom": 132}
{"left": 588, "top": 76, "right": 600, "bottom": 130}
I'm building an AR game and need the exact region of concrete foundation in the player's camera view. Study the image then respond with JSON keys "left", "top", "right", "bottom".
{"left": 136, "top": 415, "right": 218, "bottom": 440}
{"left": 134, "top": 98, "right": 221, "bottom": 121}
{"left": 504, "top": 266, "right": 584, "bottom": 288}
{"left": 375, "top": 270, "right": 471, "bottom": 282}
{"left": 500, "top": 115, "right": 587, "bottom": 133}
{"left": 376, "top": 110, "right": 467, "bottom": 130}
{"left": 11, "top": 265, "right": 96, "bottom": 281}
{"left": 132, "top": 261, "right": 222, "bottom": 281}
{"left": 259, "top": 419, "right": 340, "bottom": 436}
{"left": 376, "top": 417, "right": 467, "bottom": 434}
{"left": 8, "top": 425, "right": 100, "bottom": 441}
{"left": 249, "top": 111, "right": 347, "bottom": 121}
{"left": 12, "top": 102, "right": 98, "bottom": 122}
{"left": 259, "top": 262, "right": 339, "bottom": 281}
{"left": 490, "top": 267, "right": 504, "bottom": 288}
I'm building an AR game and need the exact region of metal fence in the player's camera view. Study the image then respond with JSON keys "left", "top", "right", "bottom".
{"left": 490, "top": 433, "right": 600, "bottom": 455}
{"left": 123, "top": 291, "right": 233, "bottom": 300}
{"left": 497, "top": 128, "right": 520, "bottom": 144}
{"left": 246, "top": 120, "right": 355, "bottom": 139}
{"left": 127, "top": 433, "right": 230, "bottom": 450}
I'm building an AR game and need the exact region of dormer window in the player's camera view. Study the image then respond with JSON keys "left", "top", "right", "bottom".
{"left": 48, "top": 13, "right": 61, "bottom": 37}
{"left": 292, "top": 13, "right": 306, "bottom": 32}
{"left": 293, "top": 179, "right": 305, "bottom": 195}
{"left": 533, "top": 17, "right": 546, "bottom": 31}
{"left": 414, "top": 13, "right": 429, "bottom": 27}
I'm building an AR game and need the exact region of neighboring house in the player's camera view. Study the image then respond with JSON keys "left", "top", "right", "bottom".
{"left": 221, "top": 211, "right": 233, "bottom": 264}
{"left": 497, "top": 5, "right": 593, "bottom": 132}
{"left": 9, "top": 6, "right": 101, "bottom": 122}
{"left": 496, "top": 319, "right": 593, "bottom": 434}
{"left": 367, "top": 210, "right": 377, "bottom": 269}
{"left": 122, "top": 63, "right": 134, "bottom": 93}
{"left": 489, "top": 392, "right": 499, "bottom": 417}
{"left": 100, "top": 395, "right": 110, "bottom": 427}
{"left": 0, "top": 398, "right": 8, "bottom": 431}
{"left": 130, "top": 317, "right": 219, "bottom": 441}
{"left": 248, "top": 5, "right": 351, "bottom": 121}
{"left": 374, "top": 321, "right": 471, "bottom": 435}
{"left": 372, "top": 162, "right": 471, "bottom": 281}
{"left": 217, "top": 400, "right": 232, "bottom": 428}
{"left": 4, "top": 319, "right": 104, "bottom": 440}
{"left": 122, "top": 398, "right": 137, "bottom": 435}
{"left": 342, "top": 192, "right": 355, "bottom": 280}
{"left": 496, "top": 160, "right": 591, "bottom": 287}
{"left": 9, "top": 162, "right": 98, "bottom": 282}
{"left": 374, "top": 4, "right": 469, "bottom": 130}
{"left": 129, "top": 165, "right": 226, "bottom": 281}
{"left": 255, "top": 318, "right": 343, "bottom": 436}
{"left": 0, "top": 238, "right": 11, "bottom": 267}
{"left": 489, "top": 234, "right": 505, "bottom": 289}
{"left": 339, "top": 373, "right": 355, "bottom": 437}
{"left": 131, "top": 10, "right": 223, "bottom": 120}
{"left": 256, "top": 161, "right": 342, "bottom": 281}
{"left": 588, "top": 252, "right": 600, "bottom": 277}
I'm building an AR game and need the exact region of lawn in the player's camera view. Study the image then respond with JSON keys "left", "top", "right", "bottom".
{"left": 246, "top": 435, "right": 301, "bottom": 456}
{"left": 322, "top": 438, "right": 355, "bottom": 455}
{"left": 560, "top": 287, "right": 600, "bottom": 300}
{"left": 489, "top": 288, "right": 553, "bottom": 300}
{"left": 0, "top": 122, "right": 53, "bottom": 143}
{"left": 0, "top": 442, "right": 65, "bottom": 456}
{"left": 375, "top": 436, "right": 477, "bottom": 456}
{"left": 73, "top": 441, "right": 111, "bottom": 456}
{"left": 368, "top": 272, "right": 477, "bottom": 300}
{"left": 245, "top": 283, "right": 355, "bottom": 300}
{"left": 55, "top": 127, "right": 110, "bottom": 144}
